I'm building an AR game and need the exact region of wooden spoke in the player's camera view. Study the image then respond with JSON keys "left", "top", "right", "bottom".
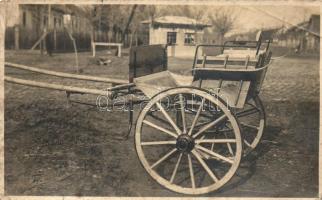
{"left": 170, "top": 153, "right": 183, "bottom": 183}
{"left": 179, "top": 94, "right": 187, "bottom": 133}
{"left": 227, "top": 143, "right": 234, "bottom": 156}
{"left": 187, "top": 120, "right": 212, "bottom": 131}
{"left": 143, "top": 120, "right": 177, "bottom": 138}
{"left": 236, "top": 107, "right": 259, "bottom": 118}
{"left": 193, "top": 114, "right": 227, "bottom": 138}
{"left": 246, "top": 102, "right": 257, "bottom": 108}
{"left": 156, "top": 102, "right": 182, "bottom": 135}
{"left": 141, "top": 140, "right": 176, "bottom": 146}
{"left": 188, "top": 154, "right": 196, "bottom": 188}
{"left": 185, "top": 108, "right": 214, "bottom": 120}
{"left": 151, "top": 148, "right": 177, "bottom": 169}
{"left": 224, "top": 133, "right": 234, "bottom": 156}
{"left": 240, "top": 122, "right": 259, "bottom": 130}
{"left": 192, "top": 150, "right": 219, "bottom": 183}
{"left": 188, "top": 98, "right": 205, "bottom": 136}
{"left": 196, "top": 136, "right": 210, "bottom": 159}
{"left": 217, "top": 128, "right": 234, "bottom": 133}
{"left": 196, "top": 145, "right": 234, "bottom": 164}
{"left": 195, "top": 139, "right": 236, "bottom": 144}
{"left": 210, "top": 135, "right": 215, "bottom": 152}
{"left": 148, "top": 112, "right": 172, "bottom": 127}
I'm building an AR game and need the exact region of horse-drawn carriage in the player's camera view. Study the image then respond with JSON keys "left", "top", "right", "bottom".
{"left": 5, "top": 36, "right": 272, "bottom": 194}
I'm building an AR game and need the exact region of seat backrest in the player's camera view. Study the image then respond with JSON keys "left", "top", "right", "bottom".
{"left": 129, "top": 44, "right": 168, "bottom": 83}
{"left": 250, "top": 50, "right": 272, "bottom": 96}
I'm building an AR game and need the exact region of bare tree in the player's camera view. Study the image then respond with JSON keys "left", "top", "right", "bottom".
{"left": 209, "top": 8, "right": 237, "bottom": 44}
{"left": 121, "top": 5, "right": 138, "bottom": 45}
{"left": 179, "top": 5, "right": 208, "bottom": 43}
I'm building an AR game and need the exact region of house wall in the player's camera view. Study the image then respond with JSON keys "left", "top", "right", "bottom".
{"left": 277, "top": 32, "right": 319, "bottom": 52}
{"left": 149, "top": 26, "right": 204, "bottom": 58}
{"left": 276, "top": 15, "right": 320, "bottom": 53}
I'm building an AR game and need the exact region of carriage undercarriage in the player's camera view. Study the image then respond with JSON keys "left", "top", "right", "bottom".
{"left": 5, "top": 37, "right": 272, "bottom": 194}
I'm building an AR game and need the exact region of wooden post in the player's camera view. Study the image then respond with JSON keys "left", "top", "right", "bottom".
{"left": 117, "top": 44, "right": 121, "bottom": 57}
{"left": 92, "top": 42, "right": 95, "bottom": 57}
{"left": 14, "top": 25, "right": 19, "bottom": 50}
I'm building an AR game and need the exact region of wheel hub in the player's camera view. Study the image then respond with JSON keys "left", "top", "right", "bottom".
{"left": 176, "top": 134, "right": 195, "bottom": 153}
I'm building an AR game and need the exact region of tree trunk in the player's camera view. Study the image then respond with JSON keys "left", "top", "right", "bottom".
{"left": 219, "top": 34, "right": 224, "bottom": 45}
{"left": 48, "top": 5, "right": 52, "bottom": 30}
{"left": 121, "top": 5, "right": 137, "bottom": 44}
{"left": 129, "top": 32, "right": 133, "bottom": 48}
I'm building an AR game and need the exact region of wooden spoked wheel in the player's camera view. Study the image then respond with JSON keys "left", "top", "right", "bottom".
{"left": 135, "top": 87, "right": 242, "bottom": 195}
{"left": 234, "top": 96, "right": 265, "bottom": 155}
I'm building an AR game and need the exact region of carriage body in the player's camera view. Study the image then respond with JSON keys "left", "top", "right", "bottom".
{"left": 131, "top": 41, "right": 272, "bottom": 108}
{"left": 130, "top": 40, "right": 272, "bottom": 194}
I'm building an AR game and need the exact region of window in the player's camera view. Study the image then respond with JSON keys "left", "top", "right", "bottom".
{"left": 167, "top": 32, "right": 177, "bottom": 45}
{"left": 184, "top": 33, "right": 195, "bottom": 45}
{"left": 22, "top": 11, "right": 27, "bottom": 27}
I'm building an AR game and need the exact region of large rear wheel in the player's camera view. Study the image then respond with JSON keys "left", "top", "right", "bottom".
{"left": 135, "top": 87, "right": 242, "bottom": 195}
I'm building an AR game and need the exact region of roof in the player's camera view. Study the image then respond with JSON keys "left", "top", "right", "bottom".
{"left": 141, "top": 16, "right": 211, "bottom": 27}
{"left": 282, "top": 14, "right": 320, "bottom": 37}
{"left": 261, "top": 27, "right": 280, "bottom": 40}
{"left": 308, "top": 14, "right": 320, "bottom": 35}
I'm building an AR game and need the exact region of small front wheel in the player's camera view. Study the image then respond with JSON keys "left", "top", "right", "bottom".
{"left": 234, "top": 95, "right": 266, "bottom": 155}
{"left": 135, "top": 87, "right": 242, "bottom": 195}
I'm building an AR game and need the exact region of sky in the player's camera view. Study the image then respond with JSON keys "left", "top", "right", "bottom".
{"left": 222, "top": 5, "right": 320, "bottom": 36}
{"left": 4, "top": 4, "right": 319, "bottom": 36}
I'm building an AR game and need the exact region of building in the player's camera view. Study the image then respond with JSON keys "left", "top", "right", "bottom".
{"left": 5, "top": 4, "right": 94, "bottom": 51}
{"left": 305, "top": 14, "right": 319, "bottom": 52}
{"left": 141, "top": 16, "right": 211, "bottom": 57}
{"left": 276, "top": 14, "right": 320, "bottom": 52}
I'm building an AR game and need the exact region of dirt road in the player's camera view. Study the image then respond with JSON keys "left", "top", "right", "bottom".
{"left": 4, "top": 50, "right": 319, "bottom": 197}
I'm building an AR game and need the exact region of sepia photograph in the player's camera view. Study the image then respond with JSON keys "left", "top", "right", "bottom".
{"left": 1, "top": 2, "right": 320, "bottom": 198}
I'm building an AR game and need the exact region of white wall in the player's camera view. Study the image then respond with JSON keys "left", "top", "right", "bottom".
{"left": 167, "top": 45, "right": 196, "bottom": 58}
{"left": 149, "top": 26, "right": 203, "bottom": 57}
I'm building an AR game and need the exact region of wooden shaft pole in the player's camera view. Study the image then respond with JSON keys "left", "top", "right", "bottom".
{"left": 5, "top": 76, "right": 107, "bottom": 96}
{"left": 5, "top": 76, "right": 142, "bottom": 102}
{"left": 5, "top": 62, "right": 129, "bottom": 84}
